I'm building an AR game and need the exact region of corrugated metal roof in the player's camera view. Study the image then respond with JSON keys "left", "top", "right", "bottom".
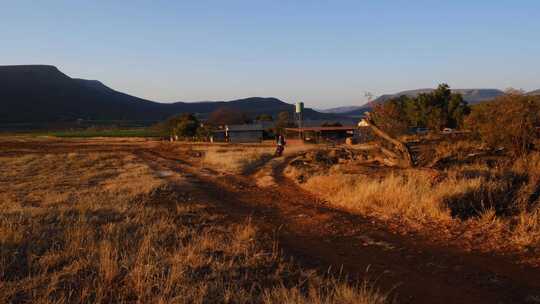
{"left": 284, "top": 126, "right": 356, "bottom": 132}
{"left": 226, "top": 124, "right": 264, "bottom": 131}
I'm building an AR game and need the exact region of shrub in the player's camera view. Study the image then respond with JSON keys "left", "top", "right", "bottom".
{"left": 156, "top": 113, "right": 200, "bottom": 138}
{"left": 466, "top": 92, "right": 540, "bottom": 156}
{"left": 371, "top": 96, "right": 410, "bottom": 136}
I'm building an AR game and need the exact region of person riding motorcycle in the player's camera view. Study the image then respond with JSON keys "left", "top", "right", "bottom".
{"left": 275, "top": 134, "right": 286, "bottom": 157}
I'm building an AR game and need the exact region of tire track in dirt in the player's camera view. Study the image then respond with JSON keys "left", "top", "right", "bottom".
{"left": 137, "top": 145, "right": 540, "bottom": 304}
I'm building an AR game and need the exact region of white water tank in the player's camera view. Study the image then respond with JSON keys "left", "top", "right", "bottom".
{"left": 295, "top": 102, "right": 304, "bottom": 114}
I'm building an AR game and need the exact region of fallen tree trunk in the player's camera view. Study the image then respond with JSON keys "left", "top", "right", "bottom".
{"left": 364, "top": 115, "right": 414, "bottom": 168}
{"left": 379, "top": 146, "right": 401, "bottom": 160}
{"left": 354, "top": 156, "right": 401, "bottom": 167}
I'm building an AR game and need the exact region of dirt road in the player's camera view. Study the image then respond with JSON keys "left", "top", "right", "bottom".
{"left": 142, "top": 143, "right": 540, "bottom": 304}
{"left": 3, "top": 138, "right": 540, "bottom": 303}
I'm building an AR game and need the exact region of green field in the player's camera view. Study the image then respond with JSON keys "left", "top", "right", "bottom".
{"left": 0, "top": 128, "right": 166, "bottom": 138}
{"left": 45, "top": 128, "right": 165, "bottom": 138}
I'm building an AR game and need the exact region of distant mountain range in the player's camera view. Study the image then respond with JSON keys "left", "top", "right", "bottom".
{"left": 339, "top": 88, "right": 540, "bottom": 117}
{"left": 318, "top": 106, "right": 364, "bottom": 114}
{"left": 0, "top": 65, "right": 336, "bottom": 123}
{"left": 2, "top": 65, "right": 537, "bottom": 123}
{"left": 529, "top": 89, "right": 540, "bottom": 96}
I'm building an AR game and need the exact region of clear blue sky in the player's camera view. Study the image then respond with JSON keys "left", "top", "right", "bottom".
{"left": 2, "top": 1, "right": 539, "bottom": 108}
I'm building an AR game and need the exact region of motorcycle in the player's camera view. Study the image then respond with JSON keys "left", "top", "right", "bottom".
{"left": 274, "top": 145, "right": 284, "bottom": 157}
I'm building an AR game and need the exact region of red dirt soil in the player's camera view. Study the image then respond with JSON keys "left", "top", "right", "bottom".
{"left": 2, "top": 138, "right": 540, "bottom": 304}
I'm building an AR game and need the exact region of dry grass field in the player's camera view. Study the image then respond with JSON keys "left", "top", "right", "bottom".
{"left": 286, "top": 142, "right": 540, "bottom": 263}
{"left": 3, "top": 137, "right": 540, "bottom": 303}
{"left": 199, "top": 146, "right": 274, "bottom": 174}
{"left": 0, "top": 140, "right": 388, "bottom": 304}
{"left": 197, "top": 144, "right": 311, "bottom": 174}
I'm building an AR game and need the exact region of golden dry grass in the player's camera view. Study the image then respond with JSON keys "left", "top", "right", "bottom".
{"left": 297, "top": 152, "right": 540, "bottom": 255}
{"left": 0, "top": 150, "right": 389, "bottom": 304}
{"left": 200, "top": 146, "right": 274, "bottom": 174}
{"left": 199, "top": 144, "right": 311, "bottom": 174}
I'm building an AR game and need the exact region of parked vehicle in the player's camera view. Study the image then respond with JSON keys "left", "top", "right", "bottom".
{"left": 442, "top": 128, "right": 454, "bottom": 134}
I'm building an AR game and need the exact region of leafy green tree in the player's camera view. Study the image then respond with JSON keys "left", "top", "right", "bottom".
{"left": 371, "top": 98, "right": 409, "bottom": 136}
{"left": 195, "top": 124, "right": 212, "bottom": 141}
{"left": 256, "top": 114, "right": 273, "bottom": 121}
{"left": 207, "top": 108, "right": 251, "bottom": 126}
{"left": 277, "top": 111, "right": 289, "bottom": 123}
{"left": 275, "top": 111, "right": 295, "bottom": 133}
{"left": 165, "top": 113, "right": 200, "bottom": 138}
{"left": 371, "top": 84, "right": 470, "bottom": 135}
{"left": 402, "top": 95, "right": 421, "bottom": 127}
{"left": 448, "top": 93, "right": 470, "bottom": 128}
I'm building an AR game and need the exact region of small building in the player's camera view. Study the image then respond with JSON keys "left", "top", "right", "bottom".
{"left": 210, "top": 130, "right": 227, "bottom": 142}
{"left": 254, "top": 120, "right": 277, "bottom": 139}
{"left": 284, "top": 126, "right": 357, "bottom": 144}
{"left": 226, "top": 124, "right": 264, "bottom": 143}
{"left": 357, "top": 118, "right": 370, "bottom": 127}
{"left": 356, "top": 119, "right": 374, "bottom": 142}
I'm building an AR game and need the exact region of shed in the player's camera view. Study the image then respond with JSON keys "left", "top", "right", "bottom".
{"left": 210, "top": 130, "right": 227, "bottom": 143}
{"left": 284, "top": 126, "right": 357, "bottom": 144}
{"left": 226, "top": 124, "right": 264, "bottom": 143}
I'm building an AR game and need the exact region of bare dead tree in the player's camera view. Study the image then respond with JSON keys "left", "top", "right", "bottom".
{"left": 363, "top": 113, "right": 414, "bottom": 168}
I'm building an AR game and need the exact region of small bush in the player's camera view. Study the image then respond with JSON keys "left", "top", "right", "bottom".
{"left": 466, "top": 92, "right": 540, "bottom": 156}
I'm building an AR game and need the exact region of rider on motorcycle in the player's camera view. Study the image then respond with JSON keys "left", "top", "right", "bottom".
{"left": 275, "top": 134, "right": 286, "bottom": 157}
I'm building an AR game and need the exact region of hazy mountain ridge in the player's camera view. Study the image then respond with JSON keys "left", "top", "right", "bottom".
{"left": 0, "top": 65, "right": 335, "bottom": 123}
{"left": 370, "top": 88, "right": 505, "bottom": 105}
{"left": 319, "top": 106, "right": 364, "bottom": 114}
{"left": 3, "top": 65, "right": 534, "bottom": 123}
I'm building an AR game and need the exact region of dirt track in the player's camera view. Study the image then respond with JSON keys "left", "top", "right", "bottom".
{"left": 3, "top": 138, "right": 540, "bottom": 303}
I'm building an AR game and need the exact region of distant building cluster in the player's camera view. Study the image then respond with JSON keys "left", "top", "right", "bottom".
{"left": 210, "top": 119, "right": 373, "bottom": 144}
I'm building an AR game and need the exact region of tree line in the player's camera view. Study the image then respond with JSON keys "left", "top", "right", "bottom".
{"left": 372, "top": 84, "right": 540, "bottom": 155}
{"left": 370, "top": 84, "right": 470, "bottom": 135}
{"left": 154, "top": 108, "right": 296, "bottom": 140}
